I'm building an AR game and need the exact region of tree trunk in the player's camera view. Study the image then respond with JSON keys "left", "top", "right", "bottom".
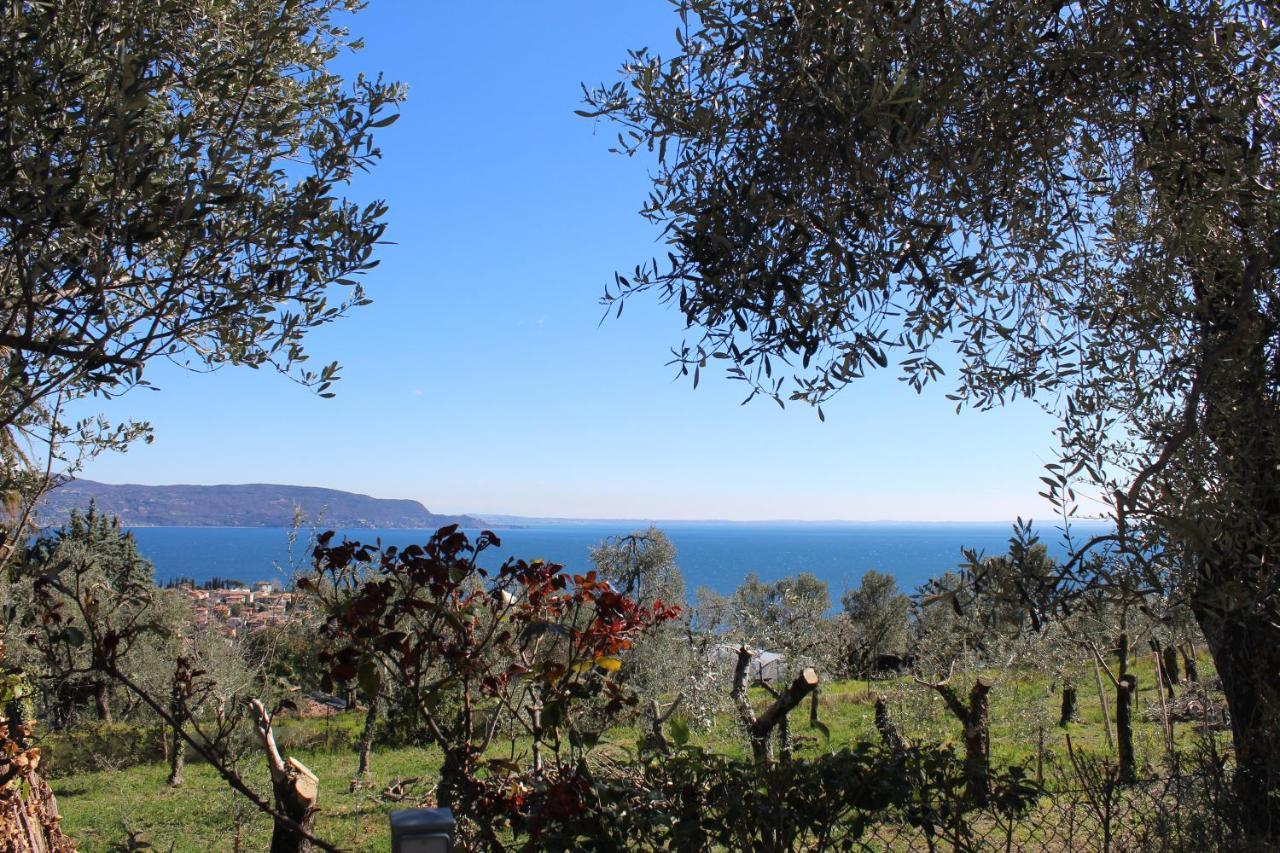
{"left": 356, "top": 693, "right": 378, "bottom": 778}
{"left": 1198, "top": 607, "right": 1280, "bottom": 836}
{"left": 1186, "top": 255, "right": 1280, "bottom": 838}
{"left": 167, "top": 677, "right": 185, "bottom": 787}
{"left": 93, "top": 681, "right": 111, "bottom": 723}
{"left": 646, "top": 696, "right": 681, "bottom": 755}
{"left": 809, "top": 684, "right": 820, "bottom": 726}
{"left": 1181, "top": 643, "right": 1199, "bottom": 684}
{"left": 925, "top": 675, "right": 993, "bottom": 805}
{"left": 873, "top": 693, "right": 906, "bottom": 755}
{"left": 1059, "top": 684, "right": 1077, "bottom": 728}
{"left": 963, "top": 677, "right": 993, "bottom": 805}
{"left": 250, "top": 699, "right": 319, "bottom": 853}
{"left": 1161, "top": 644, "right": 1180, "bottom": 690}
{"left": 734, "top": 653, "right": 818, "bottom": 764}
{"left": 1116, "top": 674, "right": 1136, "bottom": 785}
{"left": 267, "top": 760, "right": 319, "bottom": 853}
{"left": 166, "top": 722, "right": 185, "bottom": 787}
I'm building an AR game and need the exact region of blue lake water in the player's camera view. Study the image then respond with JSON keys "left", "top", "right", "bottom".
{"left": 129, "top": 520, "right": 1108, "bottom": 600}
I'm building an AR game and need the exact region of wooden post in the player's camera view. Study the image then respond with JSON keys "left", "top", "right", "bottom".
{"left": 809, "top": 684, "right": 820, "bottom": 726}
{"left": 1036, "top": 725, "right": 1045, "bottom": 787}
{"left": 1091, "top": 655, "right": 1115, "bottom": 751}
{"left": 250, "top": 699, "right": 320, "bottom": 853}
{"left": 1153, "top": 652, "right": 1174, "bottom": 754}
{"left": 1116, "top": 674, "right": 1136, "bottom": 784}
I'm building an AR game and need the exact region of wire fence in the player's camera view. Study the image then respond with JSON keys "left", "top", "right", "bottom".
{"left": 845, "top": 766, "right": 1247, "bottom": 852}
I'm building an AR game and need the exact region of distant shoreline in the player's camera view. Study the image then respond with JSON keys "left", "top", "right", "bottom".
{"left": 102, "top": 518, "right": 1110, "bottom": 530}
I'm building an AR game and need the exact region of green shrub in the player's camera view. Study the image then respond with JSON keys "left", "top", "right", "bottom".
{"left": 41, "top": 722, "right": 165, "bottom": 778}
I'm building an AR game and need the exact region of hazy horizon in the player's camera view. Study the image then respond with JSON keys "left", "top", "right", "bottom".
{"left": 59, "top": 478, "right": 1105, "bottom": 527}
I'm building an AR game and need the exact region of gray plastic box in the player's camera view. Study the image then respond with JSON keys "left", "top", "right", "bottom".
{"left": 389, "top": 808, "right": 454, "bottom": 853}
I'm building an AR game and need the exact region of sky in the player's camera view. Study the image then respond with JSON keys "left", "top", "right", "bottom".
{"left": 70, "top": 1, "right": 1068, "bottom": 522}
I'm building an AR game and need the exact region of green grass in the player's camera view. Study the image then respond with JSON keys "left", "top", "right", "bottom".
{"left": 48, "top": 660, "right": 1225, "bottom": 851}
{"left": 54, "top": 744, "right": 443, "bottom": 852}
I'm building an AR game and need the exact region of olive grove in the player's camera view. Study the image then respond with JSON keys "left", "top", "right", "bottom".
{"left": 584, "top": 0, "right": 1280, "bottom": 834}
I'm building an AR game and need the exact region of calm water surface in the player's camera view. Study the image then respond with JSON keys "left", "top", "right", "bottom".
{"left": 128, "top": 521, "right": 1107, "bottom": 600}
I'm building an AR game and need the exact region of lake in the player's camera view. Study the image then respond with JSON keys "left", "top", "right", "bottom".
{"left": 129, "top": 520, "right": 1107, "bottom": 600}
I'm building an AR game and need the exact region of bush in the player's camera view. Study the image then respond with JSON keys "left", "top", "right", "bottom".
{"left": 41, "top": 723, "right": 165, "bottom": 778}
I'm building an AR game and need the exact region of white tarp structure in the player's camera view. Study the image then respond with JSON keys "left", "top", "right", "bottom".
{"left": 709, "top": 644, "right": 785, "bottom": 683}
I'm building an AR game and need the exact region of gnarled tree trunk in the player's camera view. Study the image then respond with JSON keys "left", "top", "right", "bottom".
{"left": 1161, "top": 644, "right": 1180, "bottom": 693}
{"left": 646, "top": 696, "right": 682, "bottom": 755}
{"left": 873, "top": 693, "right": 906, "bottom": 756}
{"left": 166, "top": 684, "right": 185, "bottom": 787}
{"left": 1181, "top": 643, "right": 1199, "bottom": 684}
{"left": 919, "top": 674, "right": 993, "bottom": 804}
{"left": 355, "top": 693, "right": 378, "bottom": 779}
{"left": 250, "top": 699, "right": 319, "bottom": 853}
{"left": 1059, "top": 683, "right": 1077, "bottom": 727}
{"left": 1197, "top": 607, "right": 1280, "bottom": 835}
{"left": 1183, "top": 252, "right": 1280, "bottom": 838}
{"left": 92, "top": 681, "right": 110, "bottom": 723}
{"left": 166, "top": 723, "right": 185, "bottom": 788}
{"left": 731, "top": 647, "right": 819, "bottom": 763}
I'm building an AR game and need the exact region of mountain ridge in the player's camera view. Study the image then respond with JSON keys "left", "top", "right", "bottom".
{"left": 36, "top": 480, "right": 493, "bottom": 530}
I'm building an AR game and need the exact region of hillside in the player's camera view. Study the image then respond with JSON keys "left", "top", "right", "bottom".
{"left": 36, "top": 480, "right": 491, "bottom": 529}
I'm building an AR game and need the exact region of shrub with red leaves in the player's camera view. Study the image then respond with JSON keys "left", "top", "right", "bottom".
{"left": 302, "top": 525, "right": 678, "bottom": 848}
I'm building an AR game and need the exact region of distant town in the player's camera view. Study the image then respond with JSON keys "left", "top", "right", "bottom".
{"left": 172, "top": 580, "right": 298, "bottom": 637}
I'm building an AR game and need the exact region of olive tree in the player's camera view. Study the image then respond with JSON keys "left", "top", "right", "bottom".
{"left": 586, "top": 0, "right": 1280, "bottom": 831}
{"left": 13, "top": 504, "right": 178, "bottom": 727}
{"left": 590, "top": 527, "right": 688, "bottom": 704}
{"left": 0, "top": 1, "right": 401, "bottom": 846}
{"left": 841, "top": 569, "right": 910, "bottom": 677}
{"left": 0, "top": 0, "right": 403, "bottom": 528}
{"left": 732, "top": 571, "right": 830, "bottom": 663}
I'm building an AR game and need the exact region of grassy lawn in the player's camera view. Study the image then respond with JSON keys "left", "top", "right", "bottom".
{"left": 48, "top": 660, "right": 1224, "bottom": 851}
{"left": 53, "top": 744, "right": 443, "bottom": 852}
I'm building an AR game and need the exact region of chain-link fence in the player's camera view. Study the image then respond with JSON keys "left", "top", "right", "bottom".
{"left": 846, "top": 764, "right": 1248, "bottom": 852}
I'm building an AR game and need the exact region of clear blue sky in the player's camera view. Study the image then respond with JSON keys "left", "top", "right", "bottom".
{"left": 71, "top": 1, "right": 1066, "bottom": 522}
